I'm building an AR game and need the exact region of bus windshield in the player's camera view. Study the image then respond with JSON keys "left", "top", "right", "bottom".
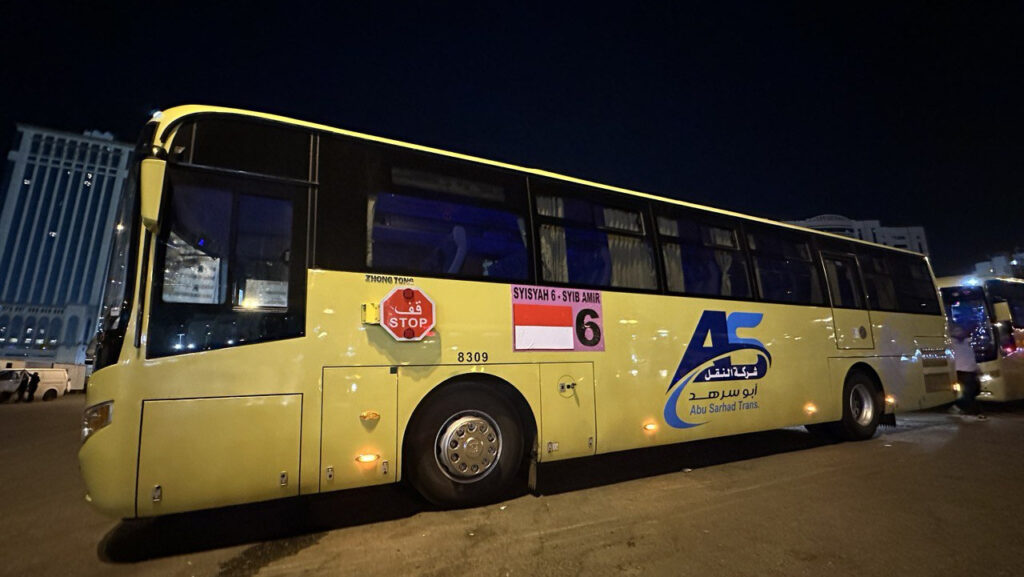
{"left": 941, "top": 286, "right": 996, "bottom": 362}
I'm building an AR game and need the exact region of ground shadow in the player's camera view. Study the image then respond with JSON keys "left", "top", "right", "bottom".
{"left": 99, "top": 483, "right": 428, "bottom": 563}
{"left": 534, "top": 426, "right": 841, "bottom": 495}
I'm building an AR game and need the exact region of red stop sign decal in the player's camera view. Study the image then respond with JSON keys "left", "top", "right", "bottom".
{"left": 380, "top": 287, "right": 436, "bottom": 341}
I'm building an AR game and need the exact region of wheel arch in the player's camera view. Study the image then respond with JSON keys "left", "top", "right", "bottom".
{"left": 847, "top": 361, "right": 884, "bottom": 396}
{"left": 400, "top": 372, "right": 539, "bottom": 477}
{"left": 847, "top": 361, "right": 895, "bottom": 425}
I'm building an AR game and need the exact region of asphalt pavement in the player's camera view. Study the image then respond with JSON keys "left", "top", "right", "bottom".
{"left": 1, "top": 394, "right": 1022, "bottom": 577}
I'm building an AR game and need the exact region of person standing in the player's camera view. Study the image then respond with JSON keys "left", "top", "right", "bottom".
{"left": 949, "top": 324, "right": 985, "bottom": 419}
{"left": 26, "top": 372, "right": 40, "bottom": 403}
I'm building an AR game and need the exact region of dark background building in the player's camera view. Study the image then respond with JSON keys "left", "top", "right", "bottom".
{"left": 0, "top": 125, "right": 132, "bottom": 363}
{"left": 786, "top": 214, "right": 929, "bottom": 255}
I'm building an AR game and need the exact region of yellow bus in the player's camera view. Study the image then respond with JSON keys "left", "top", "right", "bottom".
{"left": 937, "top": 276, "right": 1024, "bottom": 401}
{"left": 80, "top": 105, "right": 956, "bottom": 518}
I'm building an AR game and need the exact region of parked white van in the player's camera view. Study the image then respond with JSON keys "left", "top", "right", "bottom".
{"left": 0, "top": 368, "right": 70, "bottom": 402}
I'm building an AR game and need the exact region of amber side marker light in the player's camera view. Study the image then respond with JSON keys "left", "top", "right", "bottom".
{"left": 356, "top": 454, "right": 380, "bottom": 463}
{"left": 885, "top": 395, "right": 896, "bottom": 406}
{"left": 952, "top": 383, "right": 962, "bottom": 393}
{"left": 642, "top": 423, "right": 658, "bottom": 432}
{"left": 804, "top": 403, "right": 818, "bottom": 416}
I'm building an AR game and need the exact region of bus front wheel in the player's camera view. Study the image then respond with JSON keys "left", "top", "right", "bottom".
{"left": 833, "top": 370, "right": 882, "bottom": 441}
{"left": 404, "top": 384, "right": 525, "bottom": 508}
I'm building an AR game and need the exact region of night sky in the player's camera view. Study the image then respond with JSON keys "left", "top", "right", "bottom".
{"left": 4, "top": 3, "right": 1022, "bottom": 275}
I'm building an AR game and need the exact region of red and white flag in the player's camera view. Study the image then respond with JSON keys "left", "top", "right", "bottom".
{"left": 513, "top": 303, "right": 573, "bottom": 350}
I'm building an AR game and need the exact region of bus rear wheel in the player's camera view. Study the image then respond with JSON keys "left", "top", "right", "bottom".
{"left": 833, "top": 370, "right": 882, "bottom": 441}
{"left": 404, "top": 384, "right": 525, "bottom": 508}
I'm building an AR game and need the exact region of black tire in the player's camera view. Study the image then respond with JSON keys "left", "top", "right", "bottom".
{"left": 404, "top": 383, "right": 525, "bottom": 508}
{"left": 831, "top": 370, "right": 882, "bottom": 441}
{"left": 42, "top": 389, "right": 57, "bottom": 402}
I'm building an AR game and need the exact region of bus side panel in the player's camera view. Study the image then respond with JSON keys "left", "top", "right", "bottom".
{"left": 913, "top": 336, "right": 958, "bottom": 410}
{"left": 997, "top": 351, "right": 1024, "bottom": 400}
{"left": 320, "top": 367, "right": 397, "bottom": 490}
{"left": 136, "top": 395, "right": 301, "bottom": 516}
{"left": 596, "top": 293, "right": 835, "bottom": 454}
{"left": 826, "top": 352, "right": 952, "bottom": 416}
{"left": 870, "top": 312, "right": 956, "bottom": 410}
{"left": 977, "top": 358, "right": 1024, "bottom": 401}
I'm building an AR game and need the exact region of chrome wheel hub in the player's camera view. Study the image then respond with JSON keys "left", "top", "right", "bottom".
{"left": 436, "top": 412, "right": 502, "bottom": 483}
{"left": 850, "top": 383, "right": 875, "bottom": 426}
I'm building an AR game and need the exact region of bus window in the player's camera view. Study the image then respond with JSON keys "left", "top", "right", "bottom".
{"left": 986, "top": 279, "right": 1024, "bottom": 328}
{"left": 858, "top": 251, "right": 899, "bottom": 312}
{"left": 657, "top": 213, "right": 751, "bottom": 299}
{"left": 170, "top": 117, "right": 311, "bottom": 181}
{"left": 822, "top": 255, "right": 866, "bottom": 309}
{"left": 148, "top": 168, "right": 308, "bottom": 358}
{"left": 1008, "top": 301, "right": 1024, "bottom": 328}
{"left": 235, "top": 195, "right": 294, "bottom": 308}
{"left": 161, "top": 184, "right": 231, "bottom": 305}
{"left": 534, "top": 186, "right": 656, "bottom": 290}
{"left": 368, "top": 191, "right": 528, "bottom": 280}
{"left": 890, "top": 255, "right": 940, "bottom": 315}
{"left": 747, "top": 228, "right": 825, "bottom": 305}
{"left": 317, "top": 136, "right": 530, "bottom": 282}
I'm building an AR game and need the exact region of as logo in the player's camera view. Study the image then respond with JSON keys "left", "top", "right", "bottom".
{"left": 663, "top": 311, "right": 771, "bottom": 429}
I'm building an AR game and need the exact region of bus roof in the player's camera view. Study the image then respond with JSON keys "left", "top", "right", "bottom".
{"left": 150, "top": 104, "right": 927, "bottom": 259}
{"left": 936, "top": 275, "right": 1024, "bottom": 289}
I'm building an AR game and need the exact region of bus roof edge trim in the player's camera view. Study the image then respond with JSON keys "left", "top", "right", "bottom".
{"left": 151, "top": 104, "right": 925, "bottom": 257}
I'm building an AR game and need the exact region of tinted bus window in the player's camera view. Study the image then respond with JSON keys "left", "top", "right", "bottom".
{"left": 169, "top": 117, "right": 311, "bottom": 181}
{"left": 533, "top": 180, "right": 656, "bottom": 290}
{"left": 857, "top": 250, "right": 899, "bottom": 312}
{"left": 821, "top": 254, "right": 866, "bottom": 309}
{"left": 317, "top": 136, "right": 530, "bottom": 281}
{"left": 889, "top": 254, "right": 940, "bottom": 314}
{"left": 657, "top": 211, "right": 751, "bottom": 299}
{"left": 747, "top": 227, "right": 825, "bottom": 305}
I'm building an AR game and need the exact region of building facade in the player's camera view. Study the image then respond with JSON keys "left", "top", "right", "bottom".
{"left": 786, "top": 214, "right": 929, "bottom": 255}
{"left": 0, "top": 125, "right": 133, "bottom": 363}
{"left": 974, "top": 252, "right": 1024, "bottom": 278}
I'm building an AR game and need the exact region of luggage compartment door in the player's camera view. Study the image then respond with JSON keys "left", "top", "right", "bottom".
{"left": 137, "top": 395, "right": 301, "bottom": 516}
{"left": 321, "top": 366, "right": 397, "bottom": 490}
{"left": 539, "top": 362, "right": 596, "bottom": 461}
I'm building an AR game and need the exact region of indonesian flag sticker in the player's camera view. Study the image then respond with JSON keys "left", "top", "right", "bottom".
{"left": 511, "top": 285, "right": 604, "bottom": 351}
{"left": 514, "top": 303, "right": 574, "bottom": 350}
